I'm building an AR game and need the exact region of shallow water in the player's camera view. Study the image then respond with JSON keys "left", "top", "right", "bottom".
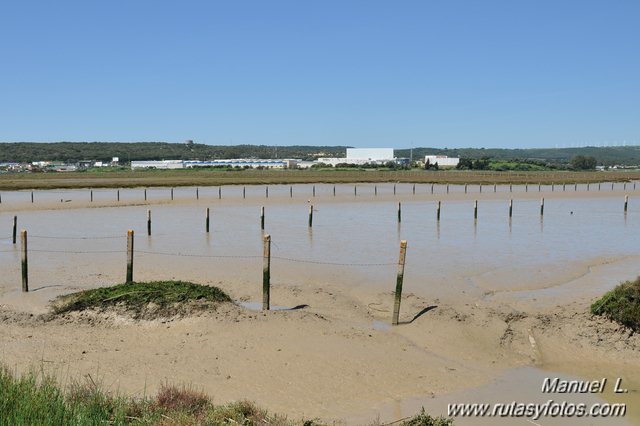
{"left": 0, "top": 183, "right": 639, "bottom": 312}
{"left": 2, "top": 183, "right": 640, "bottom": 423}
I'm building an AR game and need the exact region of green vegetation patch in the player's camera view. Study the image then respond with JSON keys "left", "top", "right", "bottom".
{"left": 0, "top": 366, "right": 450, "bottom": 425}
{"left": 52, "top": 281, "right": 232, "bottom": 317}
{"left": 0, "top": 366, "right": 297, "bottom": 425}
{"left": 591, "top": 277, "right": 640, "bottom": 332}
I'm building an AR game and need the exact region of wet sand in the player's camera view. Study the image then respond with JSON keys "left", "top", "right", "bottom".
{"left": 1, "top": 183, "right": 640, "bottom": 424}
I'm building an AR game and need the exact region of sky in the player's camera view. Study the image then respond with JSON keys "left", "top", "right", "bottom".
{"left": 0, "top": 0, "right": 638, "bottom": 149}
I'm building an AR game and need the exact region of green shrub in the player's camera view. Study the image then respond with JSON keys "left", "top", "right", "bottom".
{"left": 591, "top": 277, "right": 640, "bottom": 331}
{"left": 53, "top": 281, "right": 232, "bottom": 316}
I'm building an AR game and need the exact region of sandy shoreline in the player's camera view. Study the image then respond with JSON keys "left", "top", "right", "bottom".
{"left": 1, "top": 185, "right": 640, "bottom": 424}
{"left": 2, "top": 276, "right": 639, "bottom": 424}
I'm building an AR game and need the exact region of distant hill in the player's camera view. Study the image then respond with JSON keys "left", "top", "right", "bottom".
{"left": 1, "top": 142, "right": 640, "bottom": 166}
{"left": 0, "top": 142, "right": 349, "bottom": 163}
{"left": 395, "top": 146, "right": 640, "bottom": 167}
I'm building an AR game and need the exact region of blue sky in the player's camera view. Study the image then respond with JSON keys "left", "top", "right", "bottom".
{"left": 1, "top": 0, "right": 638, "bottom": 148}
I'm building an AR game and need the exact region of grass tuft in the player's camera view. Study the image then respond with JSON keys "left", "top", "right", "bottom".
{"left": 52, "top": 281, "right": 232, "bottom": 317}
{"left": 399, "top": 407, "right": 454, "bottom": 425}
{"left": 591, "top": 277, "right": 640, "bottom": 332}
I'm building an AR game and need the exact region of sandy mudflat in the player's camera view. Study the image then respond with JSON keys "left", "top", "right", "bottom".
{"left": 2, "top": 280, "right": 640, "bottom": 425}
{"left": 1, "top": 184, "right": 640, "bottom": 424}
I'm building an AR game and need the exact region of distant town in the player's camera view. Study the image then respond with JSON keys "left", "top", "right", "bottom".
{"left": 0, "top": 148, "right": 463, "bottom": 173}
{"left": 2, "top": 142, "right": 640, "bottom": 173}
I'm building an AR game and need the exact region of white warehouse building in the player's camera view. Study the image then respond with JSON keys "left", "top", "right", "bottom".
{"left": 424, "top": 155, "right": 460, "bottom": 168}
{"left": 346, "top": 148, "right": 394, "bottom": 161}
{"left": 131, "top": 160, "right": 185, "bottom": 170}
{"left": 318, "top": 148, "right": 396, "bottom": 167}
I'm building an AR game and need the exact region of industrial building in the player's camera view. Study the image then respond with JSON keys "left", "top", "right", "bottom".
{"left": 131, "top": 159, "right": 297, "bottom": 170}
{"left": 318, "top": 148, "right": 396, "bottom": 166}
{"left": 424, "top": 155, "right": 460, "bottom": 168}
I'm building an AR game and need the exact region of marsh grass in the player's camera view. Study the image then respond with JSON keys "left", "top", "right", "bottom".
{"left": 0, "top": 168, "right": 635, "bottom": 191}
{"left": 0, "top": 366, "right": 302, "bottom": 425}
{"left": 591, "top": 277, "right": 640, "bottom": 331}
{"left": 52, "top": 281, "right": 232, "bottom": 317}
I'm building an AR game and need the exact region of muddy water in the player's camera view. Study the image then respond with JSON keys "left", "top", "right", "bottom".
{"left": 1, "top": 183, "right": 639, "bottom": 312}
{"left": 1, "top": 183, "right": 640, "bottom": 423}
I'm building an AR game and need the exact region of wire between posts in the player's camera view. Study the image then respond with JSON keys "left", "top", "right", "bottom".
{"left": 135, "top": 250, "right": 262, "bottom": 259}
{"left": 29, "top": 249, "right": 124, "bottom": 254}
{"left": 271, "top": 255, "right": 395, "bottom": 267}
{"left": 29, "top": 234, "right": 124, "bottom": 240}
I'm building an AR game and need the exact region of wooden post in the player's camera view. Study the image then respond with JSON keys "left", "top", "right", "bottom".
{"left": 126, "top": 230, "right": 134, "bottom": 283}
{"left": 266, "top": 187, "right": 269, "bottom": 198}
{"left": 313, "top": 185, "right": 316, "bottom": 197}
{"left": 412, "top": 184, "right": 415, "bottom": 195}
{"left": 575, "top": 183, "right": 578, "bottom": 191}
{"left": 262, "top": 234, "right": 271, "bottom": 311}
{"left": 394, "top": 184, "right": 396, "bottom": 195}
{"left": 563, "top": 183, "right": 565, "bottom": 192}
{"left": 552, "top": 183, "right": 554, "bottom": 192}
{"left": 538, "top": 183, "right": 541, "bottom": 192}
{"left": 540, "top": 198, "right": 545, "bottom": 216}
{"left": 21, "top": 230, "right": 28, "bottom": 292}
{"left": 474, "top": 200, "right": 478, "bottom": 219}
{"left": 308, "top": 205, "right": 313, "bottom": 227}
{"left": 146, "top": 210, "right": 151, "bottom": 236}
{"left": 480, "top": 184, "right": 482, "bottom": 193}
{"left": 624, "top": 183, "right": 627, "bottom": 191}
{"left": 171, "top": 188, "right": 174, "bottom": 200}
{"left": 397, "top": 202, "right": 402, "bottom": 223}
{"left": 31, "top": 191, "right": 34, "bottom": 203}
{"left": 509, "top": 199, "right": 513, "bottom": 218}
{"left": 465, "top": 184, "right": 467, "bottom": 194}
{"left": 260, "top": 206, "right": 265, "bottom": 230}
{"left": 289, "top": 186, "right": 292, "bottom": 198}
{"left": 624, "top": 195, "right": 628, "bottom": 213}
{"left": 392, "top": 240, "right": 408, "bottom": 326}
{"left": 447, "top": 184, "right": 449, "bottom": 194}
{"left": 509, "top": 184, "right": 512, "bottom": 193}
{"left": 598, "top": 182, "right": 601, "bottom": 191}
{"left": 90, "top": 189, "right": 93, "bottom": 202}
{"left": 205, "top": 208, "right": 210, "bottom": 233}
{"left": 612, "top": 182, "right": 614, "bottom": 191}
{"left": 375, "top": 185, "right": 378, "bottom": 196}
{"left": 354, "top": 185, "right": 357, "bottom": 196}
{"left": 525, "top": 184, "right": 528, "bottom": 192}
{"left": 117, "top": 190, "right": 120, "bottom": 201}
{"left": 244, "top": 187, "right": 246, "bottom": 199}
{"left": 333, "top": 185, "right": 336, "bottom": 196}
{"left": 144, "top": 188, "right": 147, "bottom": 201}
{"left": 431, "top": 183, "right": 434, "bottom": 194}
{"left": 196, "top": 188, "right": 199, "bottom": 200}
{"left": 437, "top": 201, "right": 441, "bottom": 221}
{"left": 12, "top": 216, "right": 17, "bottom": 244}
{"left": 494, "top": 183, "right": 497, "bottom": 193}
{"left": 218, "top": 187, "right": 221, "bottom": 199}
{"left": 587, "top": 183, "right": 590, "bottom": 191}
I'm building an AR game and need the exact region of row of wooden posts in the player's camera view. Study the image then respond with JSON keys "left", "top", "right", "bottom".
{"left": 7, "top": 195, "right": 632, "bottom": 246}
{"left": 0, "top": 181, "right": 636, "bottom": 204}
{"left": 143, "top": 195, "right": 632, "bottom": 235}
{"left": 15, "top": 228, "right": 409, "bottom": 325}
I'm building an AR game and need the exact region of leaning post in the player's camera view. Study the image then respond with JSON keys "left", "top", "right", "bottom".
{"left": 392, "top": 240, "right": 408, "bottom": 326}
{"left": 126, "top": 230, "right": 134, "bottom": 283}
{"left": 262, "top": 234, "right": 271, "bottom": 310}
{"left": 21, "top": 230, "right": 28, "bottom": 292}
{"left": 12, "top": 216, "right": 17, "bottom": 244}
